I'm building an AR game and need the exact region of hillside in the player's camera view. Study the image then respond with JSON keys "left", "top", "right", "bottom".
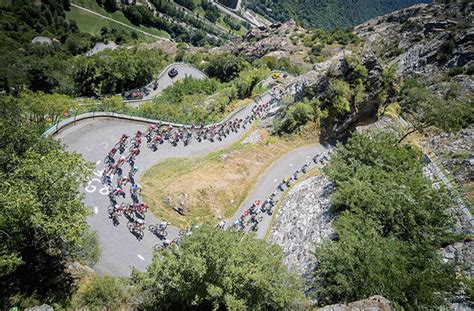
{"left": 1, "top": 0, "right": 473, "bottom": 310}
{"left": 245, "top": 0, "right": 432, "bottom": 28}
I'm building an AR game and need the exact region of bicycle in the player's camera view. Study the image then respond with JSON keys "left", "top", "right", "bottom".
{"left": 108, "top": 202, "right": 127, "bottom": 217}
{"left": 127, "top": 219, "right": 146, "bottom": 237}
{"left": 149, "top": 224, "right": 168, "bottom": 237}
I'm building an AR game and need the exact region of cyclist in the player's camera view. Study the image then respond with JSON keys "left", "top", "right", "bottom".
{"left": 217, "top": 219, "right": 226, "bottom": 229}
{"left": 162, "top": 239, "right": 171, "bottom": 248}
{"left": 129, "top": 165, "right": 138, "bottom": 178}
{"left": 130, "top": 147, "right": 140, "bottom": 156}
{"left": 135, "top": 217, "right": 146, "bottom": 231}
{"left": 114, "top": 187, "right": 126, "bottom": 198}
{"left": 117, "top": 155, "right": 126, "bottom": 167}
{"left": 119, "top": 134, "right": 129, "bottom": 145}
{"left": 139, "top": 202, "right": 148, "bottom": 213}
{"left": 130, "top": 183, "right": 142, "bottom": 195}
{"left": 159, "top": 221, "right": 168, "bottom": 231}
{"left": 301, "top": 162, "right": 309, "bottom": 174}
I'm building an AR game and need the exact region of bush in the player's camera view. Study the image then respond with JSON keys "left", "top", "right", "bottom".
{"left": 133, "top": 225, "right": 306, "bottom": 310}
{"left": 314, "top": 131, "right": 460, "bottom": 308}
{"left": 204, "top": 53, "right": 247, "bottom": 82}
{"left": 71, "top": 275, "right": 133, "bottom": 310}
{"left": 141, "top": 77, "right": 226, "bottom": 124}
{"left": 447, "top": 66, "right": 465, "bottom": 77}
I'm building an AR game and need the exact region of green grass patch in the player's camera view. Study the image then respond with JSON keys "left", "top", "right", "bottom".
{"left": 68, "top": 1, "right": 169, "bottom": 39}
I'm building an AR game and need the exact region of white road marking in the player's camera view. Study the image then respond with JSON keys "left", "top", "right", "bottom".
{"left": 289, "top": 163, "right": 293, "bottom": 167}
{"left": 137, "top": 254, "right": 145, "bottom": 261}
{"left": 99, "top": 186, "right": 110, "bottom": 195}
{"left": 93, "top": 206, "right": 98, "bottom": 214}
{"left": 273, "top": 179, "right": 278, "bottom": 182}
{"left": 96, "top": 160, "right": 101, "bottom": 165}
{"left": 306, "top": 155, "right": 310, "bottom": 158}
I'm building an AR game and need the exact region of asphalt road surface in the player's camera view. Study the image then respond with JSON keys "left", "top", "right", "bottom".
{"left": 230, "top": 144, "right": 331, "bottom": 238}
{"left": 127, "top": 63, "right": 208, "bottom": 107}
{"left": 56, "top": 94, "right": 272, "bottom": 275}
{"left": 56, "top": 86, "right": 330, "bottom": 276}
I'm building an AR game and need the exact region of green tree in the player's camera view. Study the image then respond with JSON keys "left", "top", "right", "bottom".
{"left": 397, "top": 78, "right": 472, "bottom": 144}
{"left": 276, "top": 98, "right": 318, "bottom": 133}
{"left": 314, "top": 130, "right": 459, "bottom": 308}
{"left": 133, "top": 225, "right": 306, "bottom": 310}
{"left": 325, "top": 131, "right": 453, "bottom": 243}
{"left": 204, "top": 53, "right": 246, "bottom": 83}
{"left": 313, "top": 213, "right": 458, "bottom": 308}
{"left": 234, "top": 66, "right": 269, "bottom": 99}
{"left": 71, "top": 275, "right": 134, "bottom": 310}
{"left": 103, "top": 0, "right": 117, "bottom": 13}
{"left": 0, "top": 98, "right": 97, "bottom": 306}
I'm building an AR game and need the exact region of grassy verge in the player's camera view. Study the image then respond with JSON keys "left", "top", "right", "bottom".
{"left": 68, "top": 1, "right": 169, "bottom": 39}
{"left": 140, "top": 124, "right": 319, "bottom": 228}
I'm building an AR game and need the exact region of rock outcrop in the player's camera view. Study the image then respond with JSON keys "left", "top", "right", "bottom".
{"left": 268, "top": 176, "right": 335, "bottom": 290}
{"left": 355, "top": 1, "right": 473, "bottom": 75}
{"left": 320, "top": 295, "right": 393, "bottom": 311}
{"left": 210, "top": 20, "right": 311, "bottom": 68}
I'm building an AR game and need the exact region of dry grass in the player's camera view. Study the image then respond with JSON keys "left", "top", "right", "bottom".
{"left": 140, "top": 124, "right": 319, "bottom": 228}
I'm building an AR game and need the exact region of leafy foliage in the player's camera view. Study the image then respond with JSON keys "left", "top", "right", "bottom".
{"left": 246, "top": 0, "right": 431, "bottom": 29}
{"left": 0, "top": 97, "right": 97, "bottom": 307}
{"left": 397, "top": 78, "right": 473, "bottom": 143}
{"left": 140, "top": 77, "right": 226, "bottom": 124}
{"left": 313, "top": 131, "right": 459, "bottom": 308}
{"left": 204, "top": 52, "right": 247, "bottom": 82}
{"left": 72, "top": 48, "right": 169, "bottom": 96}
{"left": 275, "top": 55, "right": 379, "bottom": 135}
{"left": 133, "top": 225, "right": 306, "bottom": 310}
{"left": 0, "top": 1, "right": 145, "bottom": 95}
{"left": 71, "top": 275, "right": 134, "bottom": 310}
{"left": 314, "top": 212, "right": 458, "bottom": 307}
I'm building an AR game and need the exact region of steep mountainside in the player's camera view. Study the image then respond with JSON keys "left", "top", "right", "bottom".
{"left": 245, "top": 0, "right": 432, "bottom": 28}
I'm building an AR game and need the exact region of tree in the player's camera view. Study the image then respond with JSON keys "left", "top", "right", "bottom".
{"left": 133, "top": 225, "right": 306, "bottom": 310}
{"left": 71, "top": 275, "right": 134, "bottom": 310}
{"left": 276, "top": 98, "right": 318, "bottom": 133}
{"left": 324, "top": 131, "right": 453, "bottom": 243}
{"left": 0, "top": 98, "right": 97, "bottom": 306}
{"left": 313, "top": 213, "right": 458, "bottom": 308}
{"left": 103, "top": 0, "right": 117, "bottom": 13}
{"left": 204, "top": 53, "right": 246, "bottom": 83}
{"left": 314, "top": 130, "right": 460, "bottom": 308}
{"left": 397, "top": 78, "right": 472, "bottom": 144}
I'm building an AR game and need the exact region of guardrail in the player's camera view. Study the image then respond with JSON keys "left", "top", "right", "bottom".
{"left": 41, "top": 91, "right": 280, "bottom": 138}
{"left": 43, "top": 105, "right": 247, "bottom": 137}
{"left": 423, "top": 153, "right": 474, "bottom": 230}
{"left": 43, "top": 66, "right": 280, "bottom": 137}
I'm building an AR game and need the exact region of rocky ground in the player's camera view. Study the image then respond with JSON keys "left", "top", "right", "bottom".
{"left": 267, "top": 176, "right": 335, "bottom": 291}
{"left": 424, "top": 126, "right": 474, "bottom": 185}
{"left": 355, "top": 1, "right": 473, "bottom": 76}
{"left": 320, "top": 295, "right": 393, "bottom": 311}
{"left": 211, "top": 20, "right": 312, "bottom": 68}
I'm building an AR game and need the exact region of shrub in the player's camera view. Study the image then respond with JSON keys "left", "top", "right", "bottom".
{"left": 71, "top": 275, "right": 133, "bottom": 310}
{"left": 133, "top": 225, "right": 306, "bottom": 310}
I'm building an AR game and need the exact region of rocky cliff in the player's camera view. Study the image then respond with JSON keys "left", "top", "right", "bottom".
{"left": 355, "top": 1, "right": 473, "bottom": 75}
{"left": 320, "top": 295, "right": 393, "bottom": 311}
{"left": 268, "top": 176, "right": 335, "bottom": 292}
